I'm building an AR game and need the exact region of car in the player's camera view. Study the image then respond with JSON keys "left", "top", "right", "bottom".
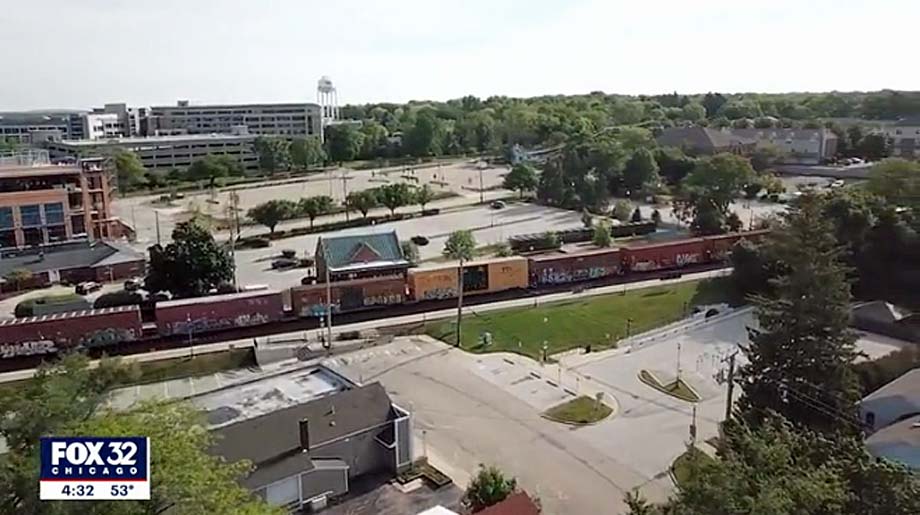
{"left": 75, "top": 281, "right": 102, "bottom": 295}
{"left": 411, "top": 235, "right": 429, "bottom": 246}
{"left": 490, "top": 200, "right": 506, "bottom": 209}
{"left": 271, "top": 258, "right": 299, "bottom": 270}
{"left": 124, "top": 278, "right": 142, "bottom": 291}
{"left": 830, "top": 179, "right": 845, "bottom": 188}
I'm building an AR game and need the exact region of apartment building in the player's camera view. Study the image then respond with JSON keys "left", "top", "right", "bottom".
{"left": 47, "top": 130, "right": 259, "bottom": 172}
{"left": 146, "top": 101, "right": 322, "bottom": 138}
{"left": 0, "top": 152, "right": 122, "bottom": 248}
{"left": 884, "top": 118, "right": 920, "bottom": 159}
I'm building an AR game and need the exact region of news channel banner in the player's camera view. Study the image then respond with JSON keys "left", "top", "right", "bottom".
{"left": 39, "top": 437, "right": 150, "bottom": 501}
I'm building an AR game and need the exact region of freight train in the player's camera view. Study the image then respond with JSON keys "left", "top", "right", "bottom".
{"left": 0, "top": 230, "right": 767, "bottom": 363}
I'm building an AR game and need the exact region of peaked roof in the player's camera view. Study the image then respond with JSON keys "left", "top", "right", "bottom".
{"left": 318, "top": 230, "right": 407, "bottom": 271}
{"left": 863, "top": 369, "right": 920, "bottom": 404}
{"left": 866, "top": 414, "right": 920, "bottom": 469}
{"left": 853, "top": 301, "right": 910, "bottom": 324}
{"left": 478, "top": 492, "right": 541, "bottom": 515}
{"left": 0, "top": 240, "right": 142, "bottom": 278}
{"left": 656, "top": 126, "right": 738, "bottom": 151}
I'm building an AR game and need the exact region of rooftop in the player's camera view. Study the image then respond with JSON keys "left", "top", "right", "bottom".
{"left": 0, "top": 240, "right": 144, "bottom": 279}
{"left": 156, "top": 289, "right": 281, "bottom": 309}
{"left": 477, "top": 492, "right": 542, "bottom": 515}
{"left": 151, "top": 101, "right": 320, "bottom": 110}
{"left": 0, "top": 305, "right": 138, "bottom": 327}
{"left": 656, "top": 126, "right": 740, "bottom": 150}
{"left": 51, "top": 133, "right": 257, "bottom": 147}
{"left": 863, "top": 369, "right": 920, "bottom": 404}
{"left": 853, "top": 301, "right": 911, "bottom": 324}
{"left": 319, "top": 230, "right": 408, "bottom": 272}
{"left": 866, "top": 414, "right": 920, "bottom": 469}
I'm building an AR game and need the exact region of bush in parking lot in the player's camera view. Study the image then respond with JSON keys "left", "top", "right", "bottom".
{"left": 94, "top": 291, "right": 144, "bottom": 309}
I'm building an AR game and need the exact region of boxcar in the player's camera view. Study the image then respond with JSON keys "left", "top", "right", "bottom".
{"left": 622, "top": 238, "right": 709, "bottom": 272}
{"left": 290, "top": 275, "right": 407, "bottom": 317}
{"left": 409, "top": 257, "right": 528, "bottom": 301}
{"left": 528, "top": 249, "right": 622, "bottom": 287}
{"left": 154, "top": 290, "right": 284, "bottom": 336}
{"left": 704, "top": 230, "right": 771, "bottom": 261}
{"left": 0, "top": 306, "right": 142, "bottom": 359}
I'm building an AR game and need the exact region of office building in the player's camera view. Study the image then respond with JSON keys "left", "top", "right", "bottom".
{"left": 47, "top": 130, "right": 259, "bottom": 172}
{"left": 0, "top": 112, "right": 86, "bottom": 144}
{"left": 146, "top": 101, "right": 322, "bottom": 138}
{"left": 0, "top": 151, "right": 124, "bottom": 247}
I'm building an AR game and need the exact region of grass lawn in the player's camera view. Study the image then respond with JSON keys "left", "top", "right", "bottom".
{"left": 543, "top": 395, "right": 613, "bottom": 425}
{"left": 638, "top": 370, "right": 701, "bottom": 403}
{"left": 424, "top": 278, "right": 731, "bottom": 360}
{"left": 671, "top": 446, "right": 715, "bottom": 487}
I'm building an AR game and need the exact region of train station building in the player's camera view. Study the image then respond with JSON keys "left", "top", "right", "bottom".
{"left": 315, "top": 231, "right": 411, "bottom": 283}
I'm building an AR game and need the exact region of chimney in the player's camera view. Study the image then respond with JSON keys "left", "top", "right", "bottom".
{"left": 299, "top": 418, "right": 310, "bottom": 451}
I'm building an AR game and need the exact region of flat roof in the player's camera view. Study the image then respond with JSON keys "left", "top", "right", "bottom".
{"left": 0, "top": 305, "right": 138, "bottom": 326}
{"left": 156, "top": 289, "right": 280, "bottom": 309}
{"left": 52, "top": 133, "right": 257, "bottom": 147}
{"left": 0, "top": 165, "right": 81, "bottom": 178}
{"left": 528, "top": 248, "right": 621, "bottom": 262}
{"left": 150, "top": 102, "right": 320, "bottom": 110}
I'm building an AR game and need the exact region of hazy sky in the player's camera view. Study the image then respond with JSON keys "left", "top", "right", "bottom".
{"left": 1, "top": 0, "right": 915, "bottom": 110}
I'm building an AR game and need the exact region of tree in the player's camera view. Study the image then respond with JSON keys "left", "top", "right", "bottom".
{"left": 4, "top": 268, "right": 32, "bottom": 292}
{"left": 612, "top": 200, "right": 632, "bottom": 222}
{"left": 738, "top": 193, "right": 862, "bottom": 437}
{"left": 503, "top": 163, "right": 538, "bottom": 199}
{"left": 592, "top": 222, "right": 612, "bottom": 247}
{"left": 857, "top": 133, "right": 891, "bottom": 161}
{"left": 581, "top": 208, "right": 593, "bottom": 228}
{"left": 0, "top": 355, "right": 279, "bottom": 515}
{"left": 247, "top": 199, "right": 296, "bottom": 233}
{"left": 653, "top": 147, "right": 696, "bottom": 186}
{"left": 345, "top": 190, "right": 378, "bottom": 218}
{"left": 680, "top": 103, "right": 706, "bottom": 122}
{"left": 414, "top": 184, "right": 435, "bottom": 212}
{"left": 112, "top": 150, "right": 146, "bottom": 191}
{"left": 144, "top": 220, "right": 235, "bottom": 298}
{"left": 673, "top": 153, "right": 755, "bottom": 235}
{"left": 867, "top": 158, "right": 920, "bottom": 206}
{"left": 188, "top": 155, "right": 245, "bottom": 188}
{"left": 93, "top": 290, "right": 143, "bottom": 309}
{"left": 253, "top": 136, "right": 292, "bottom": 174}
{"left": 400, "top": 241, "right": 419, "bottom": 265}
{"left": 631, "top": 207, "right": 643, "bottom": 222}
{"left": 623, "top": 148, "right": 660, "bottom": 195}
{"left": 750, "top": 145, "right": 782, "bottom": 172}
{"left": 298, "top": 196, "right": 334, "bottom": 228}
{"left": 651, "top": 209, "right": 662, "bottom": 225}
{"left": 290, "top": 136, "right": 326, "bottom": 168}
{"left": 376, "top": 183, "right": 413, "bottom": 216}
{"left": 443, "top": 230, "right": 476, "bottom": 347}
{"left": 463, "top": 465, "right": 517, "bottom": 513}
{"left": 701, "top": 92, "right": 728, "bottom": 117}
{"left": 404, "top": 109, "right": 443, "bottom": 157}
{"left": 325, "top": 124, "right": 364, "bottom": 163}
{"left": 359, "top": 120, "right": 389, "bottom": 159}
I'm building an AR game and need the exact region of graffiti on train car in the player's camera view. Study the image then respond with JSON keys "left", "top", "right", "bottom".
{"left": 171, "top": 313, "right": 270, "bottom": 335}
{"left": 364, "top": 294, "right": 403, "bottom": 307}
{"left": 300, "top": 301, "right": 341, "bottom": 318}
{"left": 421, "top": 287, "right": 457, "bottom": 300}
{"left": 1, "top": 340, "right": 57, "bottom": 359}
{"left": 537, "top": 266, "right": 608, "bottom": 285}
{"left": 631, "top": 260, "right": 658, "bottom": 272}
{"left": 81, "top": 328, "right": 137, "bottom": 348}
{"left": 675, "top": 253, "right": 702, "bottom": 267}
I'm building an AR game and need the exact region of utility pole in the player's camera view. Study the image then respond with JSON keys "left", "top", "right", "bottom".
{"left": 341, "top": 173, "right": 349, "bottom": 221}
{"left": 455, "top": 257, "right": 464, "bottom": 346}
{"left": 478, "top": 166, "right": 484, "bottom": 204}
{"left": 690, "top": 403, "right": 698, "bottom": 445}
{"left": 676, "top": 340, "right": 683, "bottom": 382}
{"left": 186, "top": 313, "right": 194, "bottom": 359}
{"left": 154, "top": 210, "right": 161, "bottom": 246}
{"left": 325, "top": 258, "right": 333, "bottom": 350}
{"left": 724, "top": 351, "right": 738, "bottom": 421}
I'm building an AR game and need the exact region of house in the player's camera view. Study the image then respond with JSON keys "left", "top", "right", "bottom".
{"left": 852, "top": 301, "right": 920, "bottom": 343}
{"left": 477, "top": 492, "right": 542, "bottom": 515}
{"left": 884, "top": 118, "right": 920, "bottom": 159}
{"left": 210, "top": 380, "right": 412, "bottom": 512}
{"left": 315, "top": 230, "right": 410, "bottom": 282}
{"left": 0, "top": 240, "right": 145, "bottom": 292}
{"left": 865, "top": 414, "right": 920, "bottom": 470}
{"left": 729, "top": 128, "right": 838, "bottom": 165}
{"left": 860, "top": 369, "right": 920, "bottom": 433}
{"left": 655, "top": 126, "right": 750, "bottom": 155}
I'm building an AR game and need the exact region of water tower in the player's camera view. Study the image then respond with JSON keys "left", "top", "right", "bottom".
{"left": 317, "top": 76, "right": 339, "bottom": 126}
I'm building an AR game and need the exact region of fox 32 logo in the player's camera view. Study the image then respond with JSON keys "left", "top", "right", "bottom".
{"left": 39, "top": 437, "right": 150, "bottom": 501}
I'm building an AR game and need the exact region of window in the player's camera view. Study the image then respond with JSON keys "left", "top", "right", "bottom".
{"left": 19, "top": 205, "right": 41, "bottom": 227}
{"left": 0, "top": 208, "right": 12, "bottom": 230}
{"left": 43, "top": 203, "right": 64, "bottom": 225}
{"left": 0, "top": 230, "right": 15, "bottom": 248}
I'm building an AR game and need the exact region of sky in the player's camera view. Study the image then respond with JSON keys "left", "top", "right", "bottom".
{"left": 0, "top": 0, "right": 916, "bottom": 111}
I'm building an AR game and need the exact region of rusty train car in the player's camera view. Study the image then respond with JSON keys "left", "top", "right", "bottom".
{"left": 0, "top": 231, "right": 767, "bottom": 362}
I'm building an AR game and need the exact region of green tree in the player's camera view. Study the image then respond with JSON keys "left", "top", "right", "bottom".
{"left": 112, "top": 150, "right": 146, "bottom": 191}
{"left": 612, "top": 200, "right": 632, "bottom": 222}
{"left": 414, "top": 184, "right": 435, "bottom": 212}
{"left": 93, "top": 290, "right": 143, "bottom": 309}
{"left": 701, "top": 92, "right": 728, "bottom": 117}
{"left": 673, "top": 153, "right": 755, "bottom": 235}
{"left": 325, "top": 124, "right": 364, "bottom": 163}
{"left": 345, "top": 190, "right": 378, "bottom": 218}
{"left": 376, "top": 183, "right": 413, "bottom": 216}
{"left": 503, "top": 163, "right": 538, "bottom": 199}
{"left": 290, "top": 136, "right": 326, "bottom": 168}
{"left": 359, "top": 120, "right": 389, "bottom": 159}
{"left": 738, "top": 193, "right": 862, "bottom": 437}
{"left": 404, "top": 110, "right": 443, "bottom": 157}
{"left": 144, "top": 220, "right": 234, "bottom": 298}
{"left": 188, "top": 155, "right": 245, "bottom": 188}
{"left": 247, "top": 199, "right": 296, "bottom": 233}
{"left": 463, "top": 465, "right": 517, "bottom": 513}
{"left": 857, "top": 133, "right": 891, "bottom": 161}
{"left": 4, "top": 268, "right": 32, "bottom": 292}
{"left": 592, "top": 222, "right": 612, "bottom": 247}
{"left": 750, "top": 144, "right": 782, "bottom": 172}
{"left": 298, "top": 195, "right": 334, "bottom": 228}
{"left": 681, "top": 102, "right": 706, "bottom": 122}
{"left": 253, "top": 136, "right": 292, "bottom": 174}
{"left": 653, "top": 147, "right": 696, "bottom": 186}
{"left": 0, "top": 355, "right": 278, "bottom": 515}
{"left": 867, "top": 158, "right": 920, "bottom": 206}
{"left": 443, "top": 229, "right": 476, "bottom": 346}
{"left": 623, "top": 148, "right": 660, "bottom": 195}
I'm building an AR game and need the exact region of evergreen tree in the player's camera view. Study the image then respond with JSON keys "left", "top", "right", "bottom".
{"left": 737, "top": 193, "right": 862, "bottom": 437}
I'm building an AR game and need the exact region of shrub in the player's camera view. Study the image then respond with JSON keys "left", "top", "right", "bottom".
{"left": 94, "top": 291, "right": 144, "bottom": 309}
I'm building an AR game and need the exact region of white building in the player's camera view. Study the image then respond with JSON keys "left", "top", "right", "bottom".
{"left": 146, "top": 101, "right": 322, "bottom": 138}
{"left": 884, "top": 118, "right": 920, "bottom": 159}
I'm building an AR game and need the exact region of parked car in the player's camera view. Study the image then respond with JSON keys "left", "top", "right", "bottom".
{"left": 75, "top": 281, "right": 102, "bottom": 295}
{"left": 271, "top": 258, "right": 299, "bottom": 270}
{"left": 124, "top": 278, "right": 142, "bottom": 291}
{"left": 490, "top": 200, "right": 506, "bottom": 209}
